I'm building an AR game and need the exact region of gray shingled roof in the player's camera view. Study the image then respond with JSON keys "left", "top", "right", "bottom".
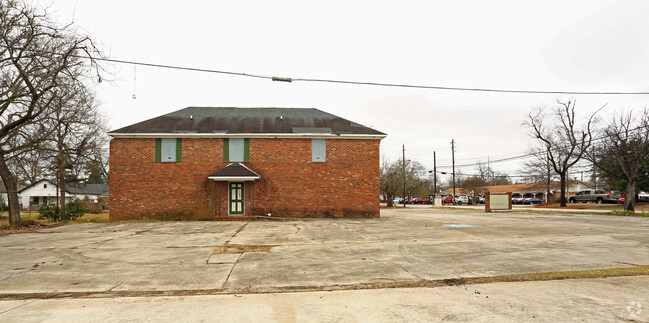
{"left": 109, "top": 107, "right": 386, "bottom": 136}
{"left": 17, "top": 180, "right": 108, "bottom": 196}
{"left": 66, "top": 183, "right": 109, "bottom": 196}
{"left": 209, "top": 163, "right": 261, "bottom": 179}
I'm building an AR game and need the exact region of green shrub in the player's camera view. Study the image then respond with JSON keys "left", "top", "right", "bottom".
{"left": 38, "top": 204, "right": 61, "bottom": 221}
{"left": 38, "top": 199, "right": 85, "bottom": 222}
{"left": 66, "top": 199, "right": 85, "bottom": 219}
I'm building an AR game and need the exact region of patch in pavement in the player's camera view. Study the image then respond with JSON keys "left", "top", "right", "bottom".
{"left": 207, "top": 244, "right": 280, "bottom": 264}
{"left": 443, "top": 224, "right": 477, "bottom": 228}
{"left": 212, "top": 244, "right": 279, "bottom": 254}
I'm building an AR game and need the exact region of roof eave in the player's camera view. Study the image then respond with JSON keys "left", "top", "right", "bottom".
{"left": 108, "top": 132, "right": 387, "bottom": 140}
{"left": 208, "top": 176, "right": 260, "bottom": 182}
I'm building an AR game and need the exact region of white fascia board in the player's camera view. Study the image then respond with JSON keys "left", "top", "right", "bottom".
{"left": 108, "top": 133, "right": 387, "bottom": 140}
{"left": 208, "top": 176, "right": 260, "bottom": 182}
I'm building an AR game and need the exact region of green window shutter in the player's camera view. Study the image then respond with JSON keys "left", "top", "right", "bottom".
{"left": 244, "top": 138, "right": 250, "bottom": 162}
{"left": 223, "top": 138, "right": 229, "bottom": 162}
{"left": 176, "top": 138, "right": 182, "bottom": 162}
{"left": 155, "top": 139, "right": 161, "bottom": 162}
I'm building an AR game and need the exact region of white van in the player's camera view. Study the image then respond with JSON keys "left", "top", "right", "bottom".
{"left": 455, "top": 195, "right": 472, "bottom": 205}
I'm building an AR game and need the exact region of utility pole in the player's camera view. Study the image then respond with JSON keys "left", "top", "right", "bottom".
{"left": 402, "top": 144, "right": 406, "bottom": 208}
{"left": 451, "top": 139, "right": 456, "bottom": 197}
{"left": 433, "top": 151, "right": 437, "bottom": 205}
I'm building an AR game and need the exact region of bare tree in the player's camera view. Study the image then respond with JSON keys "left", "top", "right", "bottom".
{"left": 380, "top": 157, "right": 427, "bottom": 206}
{"left": 522, "top": 149, "right": 557, "bottom": 202}
{"left": 476, "top": 162, "right": 512, "bottom": 186}
{"left": 526, "top": 100, "right": 600, "bottom": 207}
{"left": 47, "top": 83, "right": 106, "bottom": 219}
{"left": 380, "top": 157, "right": 400, "bottom": 207}
{"left": 0, "top": 1, "right": 101, "bottom": 224}
{"left": 588, "top": 109, "right": 649, "bottom": 212}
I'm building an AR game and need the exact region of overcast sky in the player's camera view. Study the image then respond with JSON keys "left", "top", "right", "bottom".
{"left": 47, "top": 0, "right": 649, "bottom": 181}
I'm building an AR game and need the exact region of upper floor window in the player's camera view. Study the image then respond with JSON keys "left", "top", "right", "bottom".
{"left": 312, "top": 139, "right": 326, "bottom": 162}
{"left": 155, "top": 138, "right": 182, "bottom": 162}
{"left": 223, "top": 138, "right": 249, "bottom": 162}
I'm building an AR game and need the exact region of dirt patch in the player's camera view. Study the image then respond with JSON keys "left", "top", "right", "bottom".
{"left": 0, "top": 222, "right": 65, "bottom": 236}
{"left": 166, "top": 246, "right": 221, "bottom": 249}
{"left": 212, "top": 244, "right": 280, "bottom": 254}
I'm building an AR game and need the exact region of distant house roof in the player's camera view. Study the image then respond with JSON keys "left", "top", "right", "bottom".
{"left": 18, "top": 179, "right": 108, "bottom": 196}
{"left": 208, "top": 163, "right": 261, "bottom": 182}
{"left": 108, "top": 107, "right": 386, "bottom": 139}
{"left": 66, "top": 183, "right": 109, "bottom": 196}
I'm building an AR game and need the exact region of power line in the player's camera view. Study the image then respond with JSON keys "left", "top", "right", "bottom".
{"left": 436, "top": 123, "right": 649, "bottom": 168}
{"left": 4, "top": 45, "right": 649, "bottom": 96}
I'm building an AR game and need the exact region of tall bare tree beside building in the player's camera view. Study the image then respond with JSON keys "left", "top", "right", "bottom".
{"left": 0, "top": 0, "right": 101, "bottom": 224}
{"left": 526, "top": 100, "right": 600, "bottom": 207}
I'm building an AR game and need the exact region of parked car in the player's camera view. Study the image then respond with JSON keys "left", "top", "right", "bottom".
{"left": 442, "top": 195, "right": 453, "bottom": 205}
{"left": 523, "top": 198, "right": 543, "bottom": 205}
{"left": 455, "top": 195, "right": 472, "bottom": 205}
{"left": 477, "top": 196, "right": 485, "bottom": 204}
{"left": 639, "top": 192, "right": 649, "bottom": 203}
{"left": 512, "top": 197, "right": 525, "bottom": 204}
{"left": 568, "top": 190, "right": 619, "bottom": 204}
{"left": 618, "top": 192, "right": 649, "bottom": 204}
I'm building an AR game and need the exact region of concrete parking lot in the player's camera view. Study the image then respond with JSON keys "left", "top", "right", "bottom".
{"left": 1, "top": 208, "right": 648, "bottom": 321}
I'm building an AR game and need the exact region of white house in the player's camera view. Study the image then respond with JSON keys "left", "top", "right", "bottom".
{"left": 18, "top": 179, "right": 108, "bottom": 210}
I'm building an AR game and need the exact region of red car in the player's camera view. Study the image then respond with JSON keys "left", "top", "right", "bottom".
{"left": 512, "top": 197, "right": 525, "bottom": 204}
{"left": 442, "top": 196, "right": 453, "bottom": 204}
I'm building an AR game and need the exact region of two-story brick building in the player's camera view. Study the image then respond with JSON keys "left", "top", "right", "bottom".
{"left": 108, "top": 107, "right": 386, "bottom": 221}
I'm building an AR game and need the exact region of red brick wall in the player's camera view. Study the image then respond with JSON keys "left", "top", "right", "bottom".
{"left": 109, "top": 137, "right": 381, "bottom": 220}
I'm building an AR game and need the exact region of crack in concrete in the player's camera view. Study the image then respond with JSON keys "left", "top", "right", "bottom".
{"left": 224, "top": 221, "right": 249, "bottom": 245}
{"left": 292, "top": 224, "right": 312, "bottom": 242}
{"left": 395, "top": 263, "right": 424, "bottom": 280}
{"left": 0, "top": 299, "right": 36, "bottom": 315}
{"left": 107, "top": 279, "right": 127, "bottom": 292}
{"left": 222, "top": 253, "right": 243, "bottom": 288}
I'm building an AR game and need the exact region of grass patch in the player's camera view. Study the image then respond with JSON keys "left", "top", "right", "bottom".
{"left": 607, "top": 210, "right": 649, "bottom": 217}
{"left": 69, "top": 212, "right": 110, "bottom": 223}
{"left": 535, "top": 202, "right": 649, "bottom": 211}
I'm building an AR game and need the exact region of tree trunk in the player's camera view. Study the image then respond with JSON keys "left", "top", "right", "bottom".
{"left": 0, "top": 154, "right": 21, "bottom": 224}
{"left": 559, "top": 173, "right": 567, "bottom": 207}
{"left": 385, "top": 191, "right": 394, "bottom": 207}
{"left": 624, "top": 180, "right": 636, "bottom": 212}
{"left": 59, "top": 165, "right": 67, "bottom": 221}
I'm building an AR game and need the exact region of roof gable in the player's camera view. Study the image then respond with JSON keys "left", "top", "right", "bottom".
{"left": 108, "top": 107, "right": 386, "bottom": 138}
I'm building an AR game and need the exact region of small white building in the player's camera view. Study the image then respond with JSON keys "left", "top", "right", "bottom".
{"left": 17, "top": 179, "right": 108, "bottom": 210}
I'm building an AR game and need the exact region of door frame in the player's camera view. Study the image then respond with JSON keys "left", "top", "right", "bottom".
{"left": 228, "top": 182, "right": 244, "bottom": 215}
